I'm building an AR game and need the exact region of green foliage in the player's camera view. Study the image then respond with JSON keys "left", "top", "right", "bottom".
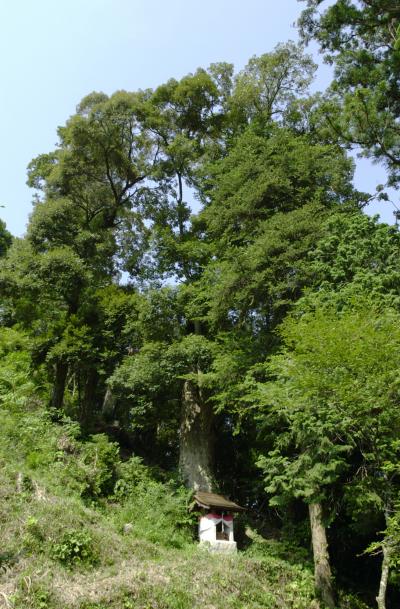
{"left": 108, "top": 333, "right": 216, "bottom": 460}
{"left": 244, "top": 529, "right": 312, "bottom": 567}
{"left": 300, "top": 210, "right": 400, "bottom": 310}
{"left": 201, "top": 125, "right": 356, "bottom": 246}
{"left": 0, "top": 217, "right": 12, "bottom": 257}
{"left": 0, "top": 328, "right": 37, "bottom": 410}
{"left": 49, "top": 432, "right": 121, "bottom": 501}
{"left": 51, "top": 530, "right": 98, "bottom": 567}
{"left": 0, "top": 321, "right": 364, "bottom": 609}
{"left": 299, "top": 0, "right": 400, "bottom": 186}
{"left": 27, "top": 198, "right": 80, "bottom": 251}
{"left": 12, "top": 582, "right": 55, "bottom": 609}
{"left": 112, "top": 455, "right": 195, "bottom": 548}
{"left": 231, "top": 41, "right": 317, "bottom": 125}
{"left": 255, "top": 305, "right": 400, "bottom": 504}
{"left": 78, "top": 434, "right": 120, "bottom": 500}
{"left": 23, "top": 516, "right": 45, "bottom": 553}
{"left": 4, "top": 44, "right": 400, "bottom": 608}
{"left": 113, "top": 455, "right": 154, "bottom": 498}
{"left": 0, "top": 328, "right": 59, "bottom": 475}
{"left": 364, "top": 503, "right": 400, "bottom": 582}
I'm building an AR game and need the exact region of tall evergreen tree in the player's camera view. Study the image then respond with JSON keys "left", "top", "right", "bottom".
{"left": 299, "top": 0, "right": 400, "bottom": 188}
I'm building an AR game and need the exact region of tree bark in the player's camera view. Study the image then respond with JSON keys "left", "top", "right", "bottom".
{"left": 179, "top": 378, "right": 215, "bottom": 492}
{"left": 309, "top": 502, "right": 336, "bottom": 609}
{"left": 376, "top": 540, "right": 391, "bottom": 609}
{"left": 102, "top": 386, "right": 116, "bottom": 420}
{"left": 376, "top": 523, "right": 392, "bottom": 609}
{"left": 51, "top": 361, "right": 68, "bottom": 410}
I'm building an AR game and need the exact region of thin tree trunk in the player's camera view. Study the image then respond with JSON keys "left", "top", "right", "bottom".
{"left": 376, "top": 508, "right": 392, "bottom": 609}
{"left": 51, "top": 361, "right": 68, "bottom": 410}
{"left": 376, "top": 539, "right": 391, "bottom": 609}
{"left": 102, "top": 386, "right": 116, "bottom": 420}
{"left": 179, "top": 378, "right": 215, "bottom": 492}
{"left": 309, "top": 502, "right": 335, "bottom": 609}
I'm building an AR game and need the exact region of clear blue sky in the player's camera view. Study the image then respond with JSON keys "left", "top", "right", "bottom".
{"left": 0, "top": 0, "right": 395, "bottom": 236}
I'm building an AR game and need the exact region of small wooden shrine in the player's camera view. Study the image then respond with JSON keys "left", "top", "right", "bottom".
{"left": 193, "top": 491, "right": 244, "bottom": 553}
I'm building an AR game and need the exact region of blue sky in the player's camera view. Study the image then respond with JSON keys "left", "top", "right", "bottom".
{"left": 0, "top": 0, "right": 395, "bottom": 236}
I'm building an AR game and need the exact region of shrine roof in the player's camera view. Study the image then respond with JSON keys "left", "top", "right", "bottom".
{"left": 193, "top": 491, "right": 245, "bottom": 512}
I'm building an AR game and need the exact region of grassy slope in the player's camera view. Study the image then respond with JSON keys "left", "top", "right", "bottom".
{"left": 0, "top": 329, "right": 362, "bottom": 609}
{"left": 0, "top": 461, "right": 315, "bottom": 609}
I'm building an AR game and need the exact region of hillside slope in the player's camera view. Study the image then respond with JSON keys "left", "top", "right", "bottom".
{"left": 0, "top": 328, "right": 365, "bottom": 609}
{"left": 0, "top": 452, "right": 316, "bottom": 609}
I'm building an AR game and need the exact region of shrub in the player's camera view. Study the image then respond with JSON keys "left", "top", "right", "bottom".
{"left": 51, "top": 530, "right": 98, "bottom": 567}
{"left": 23, "top": 516, "right": 45, "bottom": 554}
{"left": 54, "top": 433, "right": 121, "bottom": 501}
{"left": 80, "top": 434, "right": 120, "bottom": 500}
{"left": 113, "top": 455, "right": 153, "bottom": 499}
{"left": 112, "top": 477, "right": 195, "bottom": 548}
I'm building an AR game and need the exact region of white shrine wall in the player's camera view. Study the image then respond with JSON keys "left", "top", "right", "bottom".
{"left": 198, "top": 512, "right": 236, "bottom": 552}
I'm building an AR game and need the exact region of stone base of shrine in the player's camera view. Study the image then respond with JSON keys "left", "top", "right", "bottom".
{"left": 199, "top": 540, "right": 237, "bottom": 553}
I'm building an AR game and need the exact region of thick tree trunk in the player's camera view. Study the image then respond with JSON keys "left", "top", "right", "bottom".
{"left": 179, "top": 379, "right": 215, "bottom": 492}
{"left": 309, "top": 502, "right": 336, "bottom": 609}
{"left": 376, "top": 535, "right": 391, "bottom": 609}
{"left": 51, "top": 361, "right": 68, "bottom": 410}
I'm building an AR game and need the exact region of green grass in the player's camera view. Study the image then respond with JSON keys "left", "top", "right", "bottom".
{"left": 0, "top": 455, "right": 317, "bottom": 609}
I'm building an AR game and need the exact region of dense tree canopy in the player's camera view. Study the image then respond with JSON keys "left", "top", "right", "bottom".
{"left": 299, "top": 0, "right": 400, "bottom": 187}
{"left": 3, "top": 25, "right": 400, "bottom": 608}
